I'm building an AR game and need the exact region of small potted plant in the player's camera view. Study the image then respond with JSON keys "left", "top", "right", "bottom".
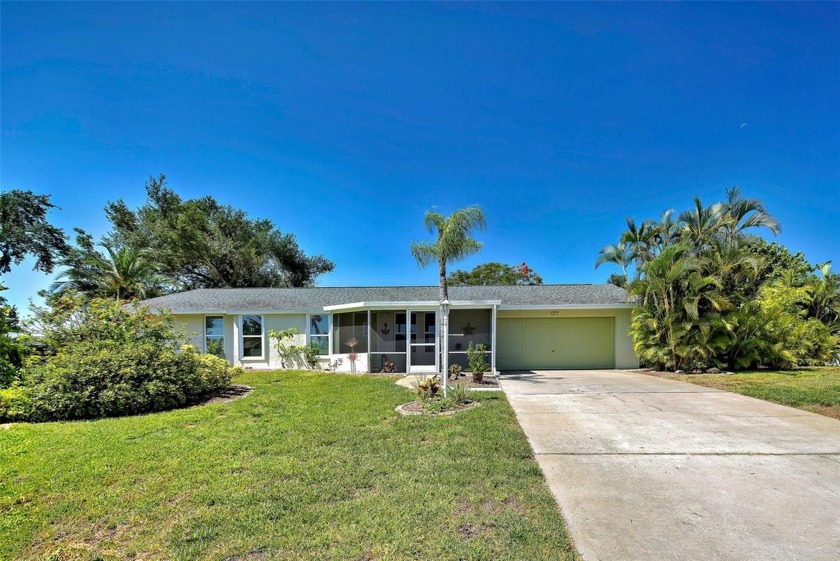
{"left": 448, "top": 363, "right": 462, "bottom": 381}
{"left": 466, "top": 341, "right": 489, "bottom": 383}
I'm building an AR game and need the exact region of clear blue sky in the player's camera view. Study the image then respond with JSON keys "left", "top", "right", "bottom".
{"left": 2, "top": 2, "right": 838, "bottom": 312}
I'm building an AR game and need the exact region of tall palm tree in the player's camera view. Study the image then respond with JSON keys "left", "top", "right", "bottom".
{"left": 52, "top": 245, "right": 164, "bottom": 300}
{"left": 595, "top": 242, "right": 632, "bottom": 286}
{"left": 721, "top": 186, "right": 781, "bottom": 241}
{"left": 654, "top": 209, "right": 680, "bottom": 250}
{"left": 410, "top": 206, "right": 486, "bottom": 302}
{"left": 678, "top": 197, "right": 725, "bottom": 250}
{"left": 620, "top": 218, "right": 658, "bottom": 267}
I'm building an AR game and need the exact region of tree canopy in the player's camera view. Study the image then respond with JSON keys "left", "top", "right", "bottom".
{"left": 95, "top": 175, "right": 334, "bottom": 290}
{"left": 448, "top": 262, "right": 543, "bottom": 286}
{"left": 0, "top": 190, "right": 70, "bottom": 275}
{"left": 51, "top": 231, "right": 166, "bottom": 300}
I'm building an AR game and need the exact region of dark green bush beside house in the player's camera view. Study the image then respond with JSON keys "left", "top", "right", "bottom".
{"left": 0, "top": 293, "right": 239, "bottom": 423}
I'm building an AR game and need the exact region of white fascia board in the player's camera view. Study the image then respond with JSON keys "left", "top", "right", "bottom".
{"left": 323, "top": 300, "right": 502, "bottom": 311}
{"left": 323, "top": 301, "right": 368, "bottom": 311}
{"left": 225, "top": 310, "right": 314, "bottom": 315}
{"left": 450, "top": 300, "right": 502, "bottom": 308}
{"left": 499, "top": 303, "right": 635, "bottom": 310}
{"left": 167, "top": 309, "right": 314, "bottom": 316}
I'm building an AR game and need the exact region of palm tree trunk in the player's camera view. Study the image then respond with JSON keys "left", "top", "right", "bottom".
{"left": 439, "top": 259, "right": 448, "bottom": 302}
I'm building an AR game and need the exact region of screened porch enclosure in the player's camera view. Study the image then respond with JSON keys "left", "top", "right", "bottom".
{"left": 447, "top": 308, "right": 492, "bottom": 370}
{"left": 328, "top": 306, "right": 493, "bottom": 374}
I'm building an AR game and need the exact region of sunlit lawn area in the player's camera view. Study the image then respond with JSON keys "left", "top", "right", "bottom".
{"left": 665, "top": 366, "right": 840, "bottom": 419}
{"left": 1, "top": 370, "right": 576, "bottom": 560}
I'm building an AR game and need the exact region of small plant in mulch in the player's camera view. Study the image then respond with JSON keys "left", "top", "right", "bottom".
{"left": 399, "top": 376, "right": 477, "bottom": 415}
{"left": 448, "top": 363, "right": 463, "bottom": 380}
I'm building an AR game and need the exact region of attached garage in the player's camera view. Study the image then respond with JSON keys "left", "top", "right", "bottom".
{"left": 496, "top": 317, "right": 615, "bottom": 370}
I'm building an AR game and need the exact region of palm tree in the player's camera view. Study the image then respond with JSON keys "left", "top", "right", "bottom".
{"left": 620, "top": 218, "right": 658, "bottom": 267}
{"left": 721, "top": 186, "right": 781, "bottom": 241}
{"left": 678, "top": 197, "right": 725, "bottom": 250}
{"left": 595, "top": 242, "right": 632, "bottom": 286}
{"left": 409, "top": 206, "right": 486, "bottom": 302}
{"left": 52, "top": 245, "right": 164, "bottom": 300}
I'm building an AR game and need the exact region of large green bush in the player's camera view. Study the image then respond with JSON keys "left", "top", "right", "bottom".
{"left": 1, "top": 293, "right": 240, "bottom": 422}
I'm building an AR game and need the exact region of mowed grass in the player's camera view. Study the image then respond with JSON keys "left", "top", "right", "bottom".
{"left": 0, "top": 371, "right": 576, "bottom": 560}
{"left": 666, "top": 366, "right": 840, "bottom": 419}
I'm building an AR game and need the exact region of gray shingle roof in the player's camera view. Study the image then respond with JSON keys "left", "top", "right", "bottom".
{"left": 138, "top": 284, "right": 630, "bottom": 313}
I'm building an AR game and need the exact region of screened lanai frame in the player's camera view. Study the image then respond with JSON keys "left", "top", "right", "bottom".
{"left": 324, "top": 301, "right": 500, "bottom": 375}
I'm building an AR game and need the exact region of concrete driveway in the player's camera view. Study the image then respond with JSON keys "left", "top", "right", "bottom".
{"left": 500, "top": 369, "right": 840, "bottom": 561}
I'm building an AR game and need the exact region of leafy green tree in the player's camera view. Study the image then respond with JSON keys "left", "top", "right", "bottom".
{"left": 0, "top": 190, "right": 70, "bottom": 274}
{"left": 606, "top": 273, "right": 627, "bottom": 289}
{"left": 51, "top": 232, "right": 166, "bottom": 300}
{"left": 448, "top": 261, "right": 542, "bottom": 286}
{"left": 748, "top": 239, "right": 814, "bottom": 286}
{"left": 101, "top": 175, "right": 334, "bottom": 289}
{"left": 0, "top": 190, "right": 70, "bottom": 385}
{"left": 0, "top": 284, "right": 25, "bottom": 387}
{"left": 410, "top": 206, "right": 486, "bottom": 302}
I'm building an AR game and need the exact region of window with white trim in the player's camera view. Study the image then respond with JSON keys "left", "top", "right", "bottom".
{"left": 241, "top": 315, "right": 264, "bottom": 358}
{"left": 205, "top": 316, "right": 225, "bottom": 358}
{"left": 309, "top": 314, "right": 330, "bottom": 356}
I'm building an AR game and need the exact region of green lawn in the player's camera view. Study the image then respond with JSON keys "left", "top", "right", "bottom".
{"left": 666, "top": 366, "right": 840, "bottom": 419}
{"left": 0, "top": 371, "right": 576, "bottom": 560}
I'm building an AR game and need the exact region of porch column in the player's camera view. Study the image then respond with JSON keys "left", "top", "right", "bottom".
{"left": 441, "top": 300, "right": 450, "bottom": 398}
{"left": 232, "top": 315, "right": 241, "bottom": 366}
{"left": 367, "top": 309, "right": 372, "bottom": 374}
{"left": 491, "top": 305, "right": 497, "bottom": 375}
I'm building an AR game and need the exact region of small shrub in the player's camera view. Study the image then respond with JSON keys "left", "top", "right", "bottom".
{"left": 0, "top": 385, "right": 29, "bottom": 422}
{"left": 448, "top": 363, "right": 463, "bottom": 379}
{"left": 411, "top": 375, "right": 441, "bottom": 402}
{"left": 269, "top": 328, "right": 320, "bottom": 369}
{"left": 449, "top": 381, "right": 471, "bottom": 405}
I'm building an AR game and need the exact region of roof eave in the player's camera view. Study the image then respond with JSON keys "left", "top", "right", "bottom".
{"left": 498, "top": 303, "right": 635, "bottom": 310}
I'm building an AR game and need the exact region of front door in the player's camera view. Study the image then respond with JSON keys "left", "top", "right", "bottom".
{"left": 408, "top": 310, "right": 438, "bottom": 373}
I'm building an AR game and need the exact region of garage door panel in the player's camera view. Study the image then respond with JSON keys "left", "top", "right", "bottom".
{"left": 497, "top": 317, "right": 614, "bottom": 370}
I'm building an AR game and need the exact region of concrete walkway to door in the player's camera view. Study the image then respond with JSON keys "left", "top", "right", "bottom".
{"left": 500, "top": 369, "right": 840, "bottom": 561}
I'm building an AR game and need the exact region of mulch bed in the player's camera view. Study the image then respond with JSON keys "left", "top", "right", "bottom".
{"left": 637, "top": 369, "right": 734, "bottom": 378}
{"left": 198, "top": 384, "right": 254, "bottom": 406}
{"left": 447, "top": 375, "right": 499, "bottom": 388}
{"left": 396, "top": 400, "right": 481, "bottom": 416}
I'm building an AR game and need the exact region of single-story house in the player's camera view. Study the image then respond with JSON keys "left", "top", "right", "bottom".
{"left": 138, "top": 284, "right": 639, "bottom": 373}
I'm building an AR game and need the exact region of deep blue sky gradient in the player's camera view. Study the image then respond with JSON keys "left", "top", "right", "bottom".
{"left": 2, "top": 2, "right": 838, "bottom": 312}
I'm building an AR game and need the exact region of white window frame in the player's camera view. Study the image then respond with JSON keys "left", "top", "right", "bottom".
{"left": 239, "top": 314, "right": 265, "bottom": 360}
{"left": 204, "top": 315, "right": 225, "bottom": 358}
{"left": 308, "top": 313, "right": 331, "bottom": 356}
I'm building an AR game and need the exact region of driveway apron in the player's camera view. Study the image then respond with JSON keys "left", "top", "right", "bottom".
{"left": 500, "top": 369, "right": 840, "bottom": 561}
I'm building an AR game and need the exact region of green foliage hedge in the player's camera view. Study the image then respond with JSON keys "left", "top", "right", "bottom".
{"left": 0, "top": 294, "right": 241, "bottom": 423}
